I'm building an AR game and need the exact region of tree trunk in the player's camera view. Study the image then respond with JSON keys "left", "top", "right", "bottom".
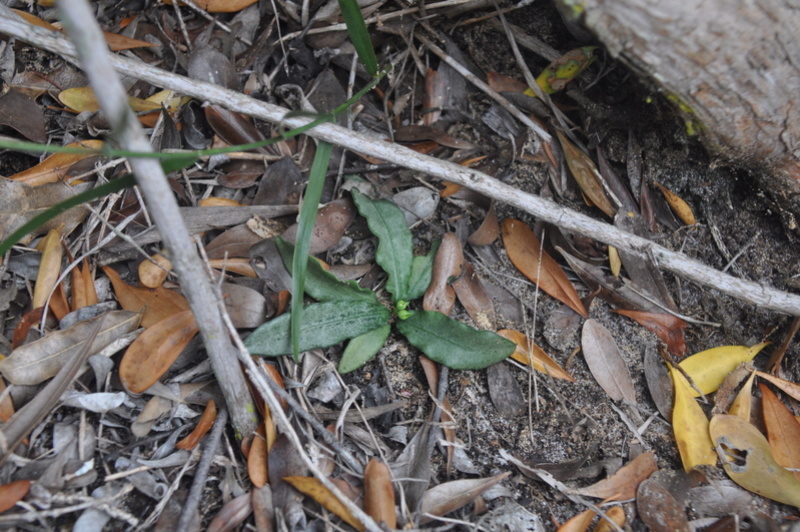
{"left": 561, "top": 0, "right": 800, "bottom": 220}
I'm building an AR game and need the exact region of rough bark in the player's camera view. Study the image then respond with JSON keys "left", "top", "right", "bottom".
{"left": 562, "top": 0, "right": 800, "bottom": 220}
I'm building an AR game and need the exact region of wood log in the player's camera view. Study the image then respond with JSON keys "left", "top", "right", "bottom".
{"left": 560, "top": 0, "right": 800, "bottom": 221}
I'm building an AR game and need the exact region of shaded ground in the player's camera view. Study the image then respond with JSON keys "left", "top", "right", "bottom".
{"left": 1, "top": 0, "right": 799, "bottom": 530}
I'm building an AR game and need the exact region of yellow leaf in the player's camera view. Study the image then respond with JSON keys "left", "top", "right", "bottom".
{"left": 709, "top": 414, "right": 800, "bottom": 507}
{"left": 557, "top": 508, "right": 595, "bottom": 532}
{"left": 608, "top": 245, "right": 621, "bottom": 278}
{"left": 654, "top": 182, "right": 696, "bottom": 226}
{"left": 679, "top": 343, "right": 769, "bottom": 397}
{"left": 32, "top": 228, "right": 62, "bottom": 310}
{"left": 162, "top": 0, "right": 259, "bottom": 12}
{"left": 669, "top": 364, "right": 717, "bottom": 471}
{"left": 728, "top": 370, "right": 755, "bottom": 421}
{"left": 283, "top": 476, "right": 364, "bottom": 531}
{"left": 592, "top": 506, "right": 625, "bottom": 532}
{"left": 59, "top": 87, "right": 161, "bottom": 113}
{"left": 498, "top": 329, "right": 575, "bottom": 382}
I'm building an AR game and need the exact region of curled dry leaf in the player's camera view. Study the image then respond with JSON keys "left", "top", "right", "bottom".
{"left": 654, "top": 182, "right": 696, "bottom": 226}
{"left": 498, "top": 329, "right": 574, "bottom": 381}
{"left": 709, "top": 414, "right": 800, "bottom": 507}
{"left": 248, "top": 425, "right": 269, "bottom": 488}
{"left": 423, "top": 233, "right": 463, "bottom": 315}
{"left": 452, "top": 262, "right": 496, "bottom": 330}
{"left": 119, "top": 310, "right": 199, "bottom": 394}
{"left": 679, "top": 342, "right": 769, "bottom": 396}
{"left": 574, "top": 452, "right": 657, "bottom": 500}
{"left": 420, "top": 472, "right": 510, "bottom": 524}
{"left": 0, "top": 479, "right": 30, "bottom": 513}
{"left": 581, "top": 320, "right": 636, "bottom": 403}
{"left": 728, "top": 370, "right": 756, "bottom": 421}
{"left": 502, "top": 219, "right": 587, "bottom": 318}
{"left": 669, "top": 364, "right": 717, "bottom": 471}
{"left": 364, "top": 459, "right": 396, "bottom": 528}
{"left": 759, "top": 382, "right": 800, "bottom": 480}
{"left": 613, "top": 310, "right": 687, "bottom": 357}
{"left": 636, "top": 478, "right": 690, "bottom": 532}
{"left": 71, "top": 258, "right": 98, "bottom": 312}
{"left": 207, "top": 493, "right": 252, "bottom": 532}
{"left": 754, "top": 371, "right": 800, "bottom": 401}
{"left": 283, "top": 476, "right": 364, "bottom": 531}
{"left": 467, "top": 201, "right": 500, "bottom": 246}
{"left": 176, "top": 400, "right": 217, "bottom": 450}
{"left": 102, "top": 265, "right": 189, "bottom": 328}
{"left": 163, "top": 0, "right": 259, "bottom": 13}
{"left": 9, "top": 140, "right": 103, "bottom": 187}
{"left": 593, "top": 506, "right": 625, "bottom": 532}
{"left": 423, "top": 68, "right": 445, "bottom": 125}
{"left": 0, "top": 310, "right": 141, "bottom": 386}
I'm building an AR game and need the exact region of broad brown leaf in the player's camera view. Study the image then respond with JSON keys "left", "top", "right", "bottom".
{"left": 423, "top": 233, "right": 462, "bottom": 315}
{"left": 248, "top": 425, "right": 269, "bottom": 488}
{"left": 119, "top": 310, "right": 199, "bottom": 393}
{"left": 452, "top": 262, "right": 496, "bottom": 330}
{"left": 176, "top": 400, "right": 217, "bottom": 450}
{"left": 498, "top": 329, "right": 574, "bottom": 381}
{"left": 9, "top": 140, "right": 104, "bottom": 187}
{"left": 760, "top": 382, "right": 800, "bottom": 480}
{"left": 575, "top": 452, "right": 657, "bottom": 500}
{"left": 102, "top": 266, "right": 189, "bottom": 328}
{"left": 32, "top": 228, "right": 62, "bottom": 311}
{"left": 636, "top": 478, "right": 690, "bottom": 532}
{"left": 501, "top": 219, "right": 587, "bottom": 317}
{"left": 420, "top": 472, "right": 510, "bottom": 524}
{"left": 284, "top": 476, "right": 364, "bottom": 531}
{"left": 557, "top": 131, "right": 615, "bottom": 217}
{"left": 0, "top": 479, "right": 30, "bottom": 513}
{"left": 581, "top": 320, "right": 636, "bottom": 403}
{"left": 364, "top": 459, "right": 396, "bottom": 528}
{"left": 614, "top": 310, "right": 687, "bottom": 357}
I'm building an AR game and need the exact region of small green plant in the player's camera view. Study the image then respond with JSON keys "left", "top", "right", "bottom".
{"left": 244, "top": 188, "right": 516, "bottom": 373}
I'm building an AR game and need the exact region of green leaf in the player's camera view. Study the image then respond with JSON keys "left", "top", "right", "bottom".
{"left": 276, "top": 237, "right": 378, "bottom": 304}
{"left": 351, "top": 189, "right": 414, "bottom": 302}
{"left": 396, "top": 311, "right": 515, "bottom": 370}
{"left": 339, "top": 324, "right": 391, "bottom": 374}
{"left": 291, "top": 141, "right": 333, "bottom": 360}
{"left": 245, "top": 300, "right": 390, "bottom": 356}
{"left": 406, "top": 240, "right": 440, "bottom": 301}
{"left": 338, "top": 0, "right": 379, "bottom": 77}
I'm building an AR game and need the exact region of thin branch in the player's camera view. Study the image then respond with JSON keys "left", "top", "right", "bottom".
{"left": 54, "top": 1, "right": 258, "bottom": 440}
{"left": 3, "top": 18, "right": 800, "bottom": 316}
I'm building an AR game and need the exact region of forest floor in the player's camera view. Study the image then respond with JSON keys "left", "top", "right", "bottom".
{"left": 1, "top": 0, "right": 800, "bottom": 530}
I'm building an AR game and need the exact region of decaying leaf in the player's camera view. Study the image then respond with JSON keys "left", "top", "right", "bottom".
{"left": 0, "top": 89, "right": 45, "bottom": 143}
{"left": 529, "top": 46, "right": 596, "bottom": 95}
{"left": 498, "top": 329, "right": 574, "bottom": 381}
{"left": 364, "top": 459, "right": 396, "bottom": 528}
{"left": 636, "top": 478, "right": 690, "bottom": 532}
{"left": 103, "top": 266, "right": 189, "bottom": 328}
{"left": 248, "top": 425, "right": 269, "bottom": 488}
{"left": 163, "top": 0, "right": 259, "bottom": 13}
{"left": 574, "top": 452, "right": 657, "bottom": 500}
{"left": 176, "top": 400, "right": 217, "bottom": 450}
{"left": 9, "top": 139, "right": 104, "bottom": 186}
{"left": 0, "top": 310, "right": 141, "bottom": 386}
{"left": 423, "top": 68, "right": 445, "bottom": 125}
{"left": 206, "top": 493, "right": 252, "bottom": 532}
{"left": 282, "top": 198, "right": 356, "bottom": 255}
{"left": 557, "top": 132, "right": 616, "bottom": 217}
{"left": 138, "top": 252, "right": 172, "bottom": 289}
{"left": 221, "top": 282, "right": 267, "bottom": 329}
{"left": 654, "top": 183, "right": 696, "bottom": 226}
{"left": 58, "top": 87, "right": 161, "bottom": 114}
{"left": 754, "top": 371, "right": 800, "bottom": 401}
{"left": 71, "top": 258, "right": 98, "bottom": 312}
{"left": 283, "top": 476, "right": 364, "bottom": 531}
{"left": 709, "top": 414, "right": 800, "bottom": 507}
{"left": 423, "top": 233, "right": 463, "bottom": 315}
{"left": 644, "top": 347, "right": 674, "bottom": 419}
{"left": 467, "top": 202, "right": 500, "bottom": 246}
{"left": 614, "top": 310, "right": 687, "bottom": 357}
{"left": 557, "top": 508, "right": 595, "bottom": 532}
{"left": 669, "top": 364, "right": 717, "bottom": 471}
{"left": 502, "top": 219, "right": 587, "bottom": 318}
{"left": 593, "top": 506, "right": 626, "bottom": 532}
{"left": 419, "top": 472, "right": 510, "bottom": 524}
{"left": 119, "top": 310, "right": 199, "bottom": 394}
{"left": 581, "top": 320, "right": 636, "bottom": 403}
{"left": 759, "top": 382, "right": 800, "bottom": 480}
{"left": 679, "top": 343, "right": 769, "bottom": 396}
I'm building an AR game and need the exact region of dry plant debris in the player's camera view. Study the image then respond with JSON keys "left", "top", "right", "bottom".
{"left": 0, "top": 0, "right": 799, "bottom": 529}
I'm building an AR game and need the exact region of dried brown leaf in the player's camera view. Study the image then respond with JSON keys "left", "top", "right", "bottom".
{"left": 222, "top": 282, "right": 267, "bottom": 328}
{"left": 581, "top": 319, "right": 636, "bottom": 404}
{"left": 754, "top": 371, "right": 800, "bottom": 401}
{"left": 467, "top": 201, "right": 500, "bottom": 246}
{"left": 284, "top": 476, "right": 364, "bottom": 531}
{"left": 0, "top": 479, "right": 30, "bottom": 513}
{"left": 102, "top": 265, "right": 189, "bottom": 328}
{"left": 32, "top": 228, "right": 62, "bottom": 310}
{"left": 502, "top": 219, "right": 587, "bottom": 317}
{"left": 575, "top": 452, "right": 657, "bottom": 500}
{"left": 498, "top": 329, "right": 574, "bottom": 381}
{"left": 654, "top": 182, "right": 696, "bottom": 226}
{"left": 248, "top": 425, "right": 269, "bottom": 488}
{"left": 9, "top": 140, "right": 103, "bottom": 187}
{"left": 119, "top": 310, "right": 199, "bottom": 393}
{"left": 364, "top": 459, "right": 396, "bottom": 528}
{"left": 423, "top": 233, "right": 463, "bottom": 315}
{"left": 282, "top": 198, "right": 356, "bottom": 255}
{"left": 207, "top": 493, "right": 252, "bottom": 532}
{"left": 613, "top": 310, "right": 687, "bottom": 357}
{"left": 138, "top": 252, "right": 172, "bottom": 289}
{"left": 452, "top": 262, "right": 496, "bottom": 330}
{"left": 557, "top": 131, "right": 615, "bottom": 217}
{"left": 0, "top": 89, "right": 46, "bottom": 143}
{"left": 423, "top": 68, "right": 445, "bottom": 125}
{"left": 760, "top": 382, "right": 800, "bottom": 480}
{"left": 636, "top": 478, "right": 690, "bottom": 532}
{"left": 0, "top": 310, "right": 141, "bottom": 385}
{"left": 176, "top": 400, "right": 217, "bottom": 450}
{"left": 420, "top": 472, "right": 510, "bottom": 524}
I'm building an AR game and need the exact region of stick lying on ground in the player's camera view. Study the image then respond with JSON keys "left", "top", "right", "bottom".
{"left": 1, "top": 17, "right": 800, "bottom": 316}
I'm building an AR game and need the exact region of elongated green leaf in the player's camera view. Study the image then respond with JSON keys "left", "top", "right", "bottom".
{"left": 291, "top": 141, "right": 333, "bottom": 360}
{"left": 351, "top": 189, "right": 414, "bottom": 302}
{"left": 339, "top": 324, "right": 391, "bottom": 374}
{"left": 276, "top": 237, "right": 378, "bottom": 304}
{"left": 397, "top": 311, "right": 515, "bottom": 370}
{"left": 406, "top": 240, "right": 440, "bottom": 301}
{"left": 245, "top": 300, "right": 390, "bottom": 356}
{"left": 338, "top": 0, "right": 379, "bottom": 77}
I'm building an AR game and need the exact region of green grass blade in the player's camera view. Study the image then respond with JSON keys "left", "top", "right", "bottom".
{"left": 0, "top": 174, "right": 135, "bottom": 256}
{"left": 291, "top": 140, "right": 334, "bottom": 360}
{"left": 338, "top": 0, "right": 379, "bottom": 77}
